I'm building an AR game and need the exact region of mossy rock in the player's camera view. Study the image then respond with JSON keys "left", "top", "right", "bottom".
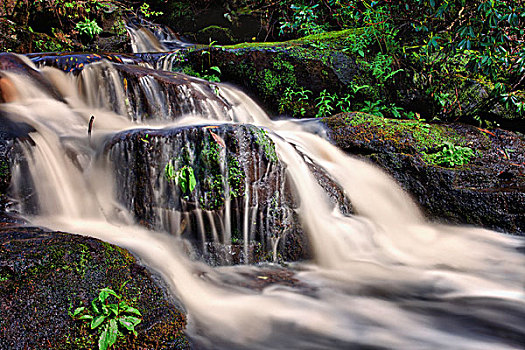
{"left": 322, "top": 113, "right": 525, "bottom": 234}
{"left": 194, "top": 25, "right": 235, "bottom": 44}
{"left": 0, "top": 226, "right": 189, "bottom": 349}
{"left": 174, "top": 31, "right": 364, "bottom": 118}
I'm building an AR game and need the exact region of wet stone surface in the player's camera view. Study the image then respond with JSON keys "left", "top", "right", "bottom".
{"left": 0, "top": 226, "right": 189, "bottom": 350}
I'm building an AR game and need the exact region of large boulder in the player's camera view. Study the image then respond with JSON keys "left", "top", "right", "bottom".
{"left": 323, "top": 113, "right": 525, "bottom": 234}
{"left": 105, "top": 124, "right": 309, "bottom": 264}
{"left": 0, "top": 226, "right": 188, "bottom": 349}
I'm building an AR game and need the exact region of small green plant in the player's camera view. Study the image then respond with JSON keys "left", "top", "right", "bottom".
{"left": 279, "top": 87, "right": 312, "bottom": 117}
{"left": 165, "top": 162, "right": 197, "bottom": 196}
{"left": 75, "top": 18, "right": 102, "bottom": 39}
{"left": 70, "top": 286, "right": 142, "bottom": 350}
{"left": 315, "top": 90, "right": 337, "bottom": 118}
{"left": 138, "top": 3, "right": 163, "bottom": 18}
{"left": 423, "top": 142, "right": 476, "bottom": 167}
{"left": 279, "top": 4, "right": 326, "bottom": 36}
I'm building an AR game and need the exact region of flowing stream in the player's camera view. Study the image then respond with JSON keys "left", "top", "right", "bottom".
{"left": 1, "top": 38, "right": 524, "bottom": 349}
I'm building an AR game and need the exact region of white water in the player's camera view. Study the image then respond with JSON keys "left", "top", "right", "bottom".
{"left": 1, "top": 57, "right": 524, "bottom": 349}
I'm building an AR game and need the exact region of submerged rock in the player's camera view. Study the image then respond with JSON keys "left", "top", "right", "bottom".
{"left": 323, "top": 113, "right": 525, "bottom": 234}
{"left": 106, "top": 124, "right": 310, "bottom": 264}
{"left": 0, "top": 226, "right": 188, "bottom": 349}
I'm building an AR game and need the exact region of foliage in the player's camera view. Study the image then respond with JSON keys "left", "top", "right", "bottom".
{"left": 138, "top": 2, "right": 163, "bottom": 18}
{"left": 279, "top": 87, "right": 312, "bottom": 117}
{"left": 75, "top": 18, "right": 102, "bottom": 39}
{"left": 70, "top": 286, "right": 142, "bottom": 350}
{"left": 315, "top": 90, "right": 338, "bottom": 118}
{"left": 423, "top": 142, "right": 477, "bottom": 167}
{"left": 279, "top": 4, "right": 326, "bottom": 36}
{"left": 165, "top": 161, "right": 197, "bottom": 195}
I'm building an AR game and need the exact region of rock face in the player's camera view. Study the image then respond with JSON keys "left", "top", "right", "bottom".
{"left": 106, "top": 124, "right": 310, "bottom": 264}
{"left": 323, "top": 113, "right": 525, "bottom": 235}
{"left": 0, "top": 226, "right": 189, "bottom": 350}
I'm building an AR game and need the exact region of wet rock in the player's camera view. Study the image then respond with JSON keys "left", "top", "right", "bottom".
{"left": 0, "top": 226, "right": 188, "bottom": 349}
{"left": 176, "top": 32, "right": 360, "bottom": 118}
{"left": 0, "top": 113, "right": 34, "bottom": 213}
{"left": 323, "top": 113, "right": 525, "bottom": 234}
{"left": 105, "top": 124, "right": 311, "bottom": 264}
{"left": 99, "top": 62, "right": 228, "bottom": 121}
{"left": 0, "top": 52, "right": 65, "bottom": 103}
{"left": 27, "top": 52, "right": 145, "bottom": 74}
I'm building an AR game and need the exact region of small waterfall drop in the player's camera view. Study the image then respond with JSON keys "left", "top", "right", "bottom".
{"left": 1, "top": 53, "right": 524, "bottom": 349}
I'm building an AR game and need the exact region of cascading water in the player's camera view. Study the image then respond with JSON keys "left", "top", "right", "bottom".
{"left": 1, "top": 51, "right": 524, "bottom": 349}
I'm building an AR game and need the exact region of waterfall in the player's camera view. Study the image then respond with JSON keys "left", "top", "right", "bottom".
{"left": 1, "top": 54, "right": 524, "bottom": 349}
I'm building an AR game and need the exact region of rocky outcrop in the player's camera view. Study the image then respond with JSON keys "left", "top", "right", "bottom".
{"left": 323, "top": 113, "right": 525, "bottom": 234}
{"left": 0, "top": 226, "right": 188, "bottom": 349}
{"left": 105, "top": 124, "right": 311, "bottom": 264}
{"left": 171, "top": 30, "right": 523, "bottom": 132}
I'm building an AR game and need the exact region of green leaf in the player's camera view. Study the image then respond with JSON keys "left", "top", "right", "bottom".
{"left": 99, "top": 288, "right": 119, "bottom": 303}
{"left": 91, "top": 299, "right": 100, "bottom": 314}
{"left": 123, "top": 305, "right": 142, "bottom": 316}
{"left": 91, "top": 315, "right": 106, "bottom": 329}
{"left": 119, "top": 315, "right": 142, "bottom": 333}
{"left": 98, "top": 324, "right": 110, "bottom": 350}
{"left": 165, "top": 160, "right": 175, "bottom": 180}
{"left": 107, "top": 303, "right": 119, "bottom": 317}
{"left": 78, "top": 314, "right": 94, "bottom": 321}
{"left": 108, "top": 319, "right": 119, "bottom": 343}
{"left": 210, "top": 66, "right": 221, "bottom": 74}
{"left": 72, "top": 306, "right": 85, "bottom": 317}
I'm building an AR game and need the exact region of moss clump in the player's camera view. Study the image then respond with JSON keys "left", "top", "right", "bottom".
{"left": 251, "top": 127, "right": 278, "bottom": 162}
{"left": 345, "top": 112, "right": 464, "bottom": 152}
{"left": 195, "top": 25, "right": 235, "bottom": 44}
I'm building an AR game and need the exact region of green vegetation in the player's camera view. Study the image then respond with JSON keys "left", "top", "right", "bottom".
{"left": 252, "top": 128, "right": 278, "bottom": 162}
{"left": 75, "top": 18, "right": 102, "bottom": 39}
{"left": 70, "top": 285, "right": 142, "bottom": 350}
{"left": 423, "top": 142, "right": 477, "bottom": 168}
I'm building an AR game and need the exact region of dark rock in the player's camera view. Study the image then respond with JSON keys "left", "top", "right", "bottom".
{"left": 26, "top": 52, "right": 148, "bottom": 75}
{"left": 322, "top": 113, "right": 525, "bottom": 235}
{"left": 0, "top": 52, "right": 65, "bottom": 103}
{"left": 105, "top": 124, "right": 311, "bottom": 264}
{"left": 0, "top": 226, "right": 188, "bottom": 349}
{"left": 0, "top": 113, "right": 34, "bottom": 213}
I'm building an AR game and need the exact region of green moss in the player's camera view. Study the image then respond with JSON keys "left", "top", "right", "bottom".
{"left": 223, "top": 28, "right": 358, "bottom": 50}
{"left": 346, "top": 112, "right": 464, "bottom": 152}
{"left": 195, "top": 25, "right": 234, "bottom": 43}
{"left": 227, "top": 156, "right": 245, "bottom": 198}
{"left": 251, "top": 128, "right": 278, "bottom": 162}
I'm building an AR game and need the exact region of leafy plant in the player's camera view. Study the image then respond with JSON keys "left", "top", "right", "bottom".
{"left": 315, "top": 90, "right": 338, "bottom": 118}
{"left": 279, "top": 87, "right": 312, "bottom": 117}
{"left": 279, "top": 4, "right": 326, "bottom": 36}
{"left": 70, "top": 286, "right": 142, "bottom": 350}
{"left": 423, "top": 142, "right": 477, "bottom": 167}
{"left": 75, "top": 18, "right": 102, "bottom": 39}
{"left": 138, "top": 2, "right": 163, "bottom": 18}
{"left": 165, "top": 162, "right": 197, "bottom": 195}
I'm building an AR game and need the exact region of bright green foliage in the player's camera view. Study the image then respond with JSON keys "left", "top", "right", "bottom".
{"left": 165, "top": 162, "right": 197, "bottom": 195}
{"left": 315, "top": 90, "right": 338, "bottom": 118}
{"left": 252, "top": 128, "right": 278, "bottom": 162}
{"left": 279, "top": 4, "right": 326, "bottom": 36}
{"left": 279, "top": 87, "right": 312, "bottom": 117}
{"left": 138, "top": 2, "right": 163, "bottom": 18}
{"left": 70, "top": 286, "right": 142, "bottom": 350}
{"left": 175, "top": 165, "right": 197, "bottom": 194}
{"left": 423, "top": 142, "right": 477, "bottom": 167}
{"left": 75, "top": 18, "right": 102, "bottom": 39}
